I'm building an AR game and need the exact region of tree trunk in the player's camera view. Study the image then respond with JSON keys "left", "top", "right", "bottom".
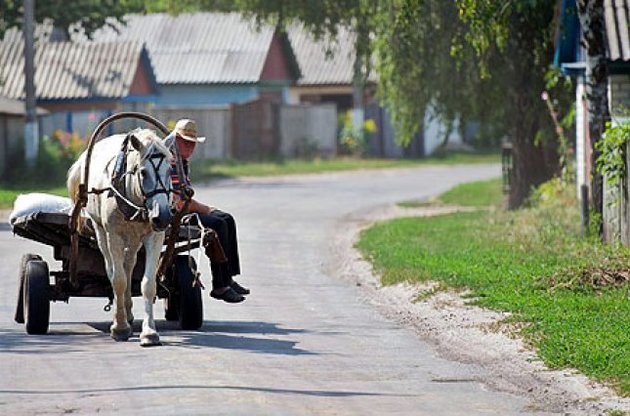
{"left": 576, "top": 0, "right": 610, "bottom": 231}
{"left": 506, "top": 12, "right": 559, "bottom": 209}
{"left": 508, "top": 91, "right": 558, "bottom": 208}
{"left": 351, "top": 14, "right": 371, "bottom": 135}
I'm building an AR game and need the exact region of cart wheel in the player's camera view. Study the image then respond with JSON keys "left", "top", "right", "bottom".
{"left": 164, "top": 293, "right": 179, "bottom": 321}
{"left": 173, "top": 256, "right": 203, "bottom": 330}
{"left": 15, "top": 253, "right": 42, "bottom": 324}
{"left": 23, "top": 260, "right": 51, "bottom": 335}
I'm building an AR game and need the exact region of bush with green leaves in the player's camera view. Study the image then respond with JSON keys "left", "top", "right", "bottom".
{"left": 337, "top": 110, "right": 377, "bottom": 157}
{"left": 3, "top": 131, "right": 86, "bottom": 188}
{"left": 596, "top": 122, "right": 629, "bottom": 187}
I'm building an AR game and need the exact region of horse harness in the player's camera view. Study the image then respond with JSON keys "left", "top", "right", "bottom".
{"left": 91, "top": 133, "right": 172, "bottom": 222}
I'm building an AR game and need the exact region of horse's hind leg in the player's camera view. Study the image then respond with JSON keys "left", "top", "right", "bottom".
{"left": 139, "top": 233, "right": 163, "bottom": 347}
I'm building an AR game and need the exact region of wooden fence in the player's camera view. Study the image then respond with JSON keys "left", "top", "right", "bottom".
{"left": 150, "top": 107, "right": 231, "bottom": 160}
{"left": 602, "top": 141, "right": 630, "bottom": 247}
{"left": 152, "top": 100, "right": 338, "bottom": 160}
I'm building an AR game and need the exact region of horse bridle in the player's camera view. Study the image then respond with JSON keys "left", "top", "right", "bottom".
{"left": 110, "top": 136, "right": 173, "bottom": 222}
{"left": 138, "top": 149, "right": 172, "bottom": 201}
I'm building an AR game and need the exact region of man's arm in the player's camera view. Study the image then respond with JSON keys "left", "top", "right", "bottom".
{"left": 176, "top": 197, "right": 215, "bottom": 215}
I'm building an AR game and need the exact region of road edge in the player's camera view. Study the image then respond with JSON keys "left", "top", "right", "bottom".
{"left": 326, "top": 203, "right": 630, "bottom": 415}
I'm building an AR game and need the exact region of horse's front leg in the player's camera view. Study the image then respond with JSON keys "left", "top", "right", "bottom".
{"left": 106, "top": 233, "right": 134, "bottom": 341}
{"left": 123, "top": 245, "right": 140, "bottom": 325}
{"left": 139, "top": 232, "right": 164, "bottom": 347}
{"left": 93, "top": 226, "right": 132, "bottom": 341}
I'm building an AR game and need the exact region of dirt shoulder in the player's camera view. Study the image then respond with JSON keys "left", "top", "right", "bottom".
{"left": 328, "top": 203, "right": 630, "bottom": 415}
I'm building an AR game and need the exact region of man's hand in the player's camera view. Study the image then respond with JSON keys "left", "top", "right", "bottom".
{"left": 182, "top": 186, "right": 195, "bottom": 199}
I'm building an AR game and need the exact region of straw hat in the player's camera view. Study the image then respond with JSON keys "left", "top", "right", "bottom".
{"left": 173, "top": 119, "right": 206, "bottom": 143}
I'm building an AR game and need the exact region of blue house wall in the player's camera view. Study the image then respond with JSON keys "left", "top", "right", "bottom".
{"left": 152, "top": 85, "right": 259, "bottom": 107}
{"left": 152, "top": 83, "right": 293, "bottom": 107}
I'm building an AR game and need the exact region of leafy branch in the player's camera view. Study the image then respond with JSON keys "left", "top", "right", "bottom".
{"left": 596, "top": 122, "right": 630, "bottom": 187}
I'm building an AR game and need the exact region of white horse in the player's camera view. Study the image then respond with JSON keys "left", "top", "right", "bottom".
{"left": 68, "top": 129, "right": 173, "bottom": 346}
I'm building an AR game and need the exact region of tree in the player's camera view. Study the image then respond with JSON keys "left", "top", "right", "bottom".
{"left": 371, "top": 1, "right": 566, "bottom": 208}
{"left": 575, "top": 0, "right": 610, "bottom": 227}
{"left": 372, "top": 1, "right": 485, "bottom": 149}
{"left": 0, "top": 1, "right": 144, "bottom": 40}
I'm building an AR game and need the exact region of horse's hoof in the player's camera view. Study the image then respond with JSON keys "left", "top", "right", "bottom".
{"left": 111, "top": 326, "right": 132, "bottom": 342}
{"left": 140, "top": 333, "right": 161, "bottom": 347}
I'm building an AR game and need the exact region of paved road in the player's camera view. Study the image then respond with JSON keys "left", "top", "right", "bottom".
{"left": 0, "top": 164, "right": 548, "bottom": 415}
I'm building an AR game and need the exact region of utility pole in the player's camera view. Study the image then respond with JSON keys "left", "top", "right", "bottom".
{"left": 23, "top": 0, "right": 38, "bottom": 166}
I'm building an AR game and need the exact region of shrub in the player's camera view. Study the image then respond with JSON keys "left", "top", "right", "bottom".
{"left": 337, "top": 110, "right": 377, "bottom": 157}
{"left": 3, "top": 130, "right": 87, "bottom": 188}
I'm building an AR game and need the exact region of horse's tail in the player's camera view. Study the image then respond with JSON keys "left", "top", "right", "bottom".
{"left": 67, "top": 153, "right": 85, "bottom": 204}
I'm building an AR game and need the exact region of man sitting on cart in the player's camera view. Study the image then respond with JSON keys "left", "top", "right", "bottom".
{"left": 166, "top": 119, "right": 249, "bottom": 303}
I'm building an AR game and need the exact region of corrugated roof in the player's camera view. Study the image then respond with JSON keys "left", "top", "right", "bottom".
{"left": 286, "top": 24, "right": 356, "bottom": 86}
{"left": 87, "top": 13, "right": 276, "bottom": 84}
{"left": 0, "top": 37, "right": 147, "bottom": 100}
{"left": 286, "top": 24, "right": 376, "bottom": 86}
{"left": 604, "top": 0, "right": 630, "bottom": 61}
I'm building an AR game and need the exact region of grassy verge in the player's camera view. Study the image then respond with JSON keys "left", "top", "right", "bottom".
{"left": 190, "top": 151, "right": 499, "bottom": 181}
{"left": 357, "top": 178, "right": 630, "bottom": 395}
{"left": 398, "top": 177, "right": 503, "bottom": 209}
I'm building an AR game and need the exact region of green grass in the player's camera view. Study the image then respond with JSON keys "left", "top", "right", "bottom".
{"left": 358, "top": 180, "right": 630, "bottom": 395}
{"left": 190, "top": 151, "right": 499, "bottom": 181}
{"left": 438, "top": 177, "right": 504, "bottom": 207}
{"left": 399, "top": 177, "right": 503, "bottom": 208}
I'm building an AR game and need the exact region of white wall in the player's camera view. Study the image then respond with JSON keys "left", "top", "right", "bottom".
{"left": 423, "top": 106, "right": 463, "bottom": 156}
{"left": 279, "top": 104, "right": 337, "bottom": 157}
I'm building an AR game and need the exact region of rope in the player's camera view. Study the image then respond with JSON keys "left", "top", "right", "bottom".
{"left": 181, "top": 213, "right": 207, "bottom": 289}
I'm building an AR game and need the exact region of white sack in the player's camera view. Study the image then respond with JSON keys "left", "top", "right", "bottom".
{"left": 9, "top": 193, "right": 73, "bottom": 225}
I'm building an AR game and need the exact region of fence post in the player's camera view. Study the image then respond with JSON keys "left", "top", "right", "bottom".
{"left": 581, "top": 184, "right": 590, "bottom": 236}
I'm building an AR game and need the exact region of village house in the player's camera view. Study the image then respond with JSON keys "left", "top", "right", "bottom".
{"left": 85, "top": 13, "right": 347, "bottom": 159}
{"left": 0, "top": 25, "right": 158, "bottom": 139}
{"left": 555, "top": 0, "right": 630, "bottom": 244}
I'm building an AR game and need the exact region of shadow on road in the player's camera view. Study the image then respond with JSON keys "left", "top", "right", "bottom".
{"left": 2, "top": 320, "right": 318, "bottom": 356}
{"left": 165, "top": 332, "right": 315, "bottom": 355}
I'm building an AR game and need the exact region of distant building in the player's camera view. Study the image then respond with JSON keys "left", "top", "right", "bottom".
{"left": 85, "top": 13, "right": 301, "bottom": 108}
{"left": 286, "top": 25, "right": 360, "bottom": 112}
{"left": 555, "top": 0, "right": 630, "bottom": 245}
{"left": 554, "top": 0, "right": 630, "bottom": 196}
{"left": 0, "top": 26, "right": 157, "bottom": 137}
{"left": 0, "top": 95, "right": 47, "bottom": 177}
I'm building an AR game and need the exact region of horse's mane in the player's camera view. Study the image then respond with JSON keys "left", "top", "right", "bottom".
{"left": 131, "top": 128, "right": 173, "bottom": 161}
{"left": 67, "top": 129, "right": 173, "bottom": 204}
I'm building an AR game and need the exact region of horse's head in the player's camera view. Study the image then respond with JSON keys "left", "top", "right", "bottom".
{"left": 129, "top": 132, "right": 173, "bottom": 231}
